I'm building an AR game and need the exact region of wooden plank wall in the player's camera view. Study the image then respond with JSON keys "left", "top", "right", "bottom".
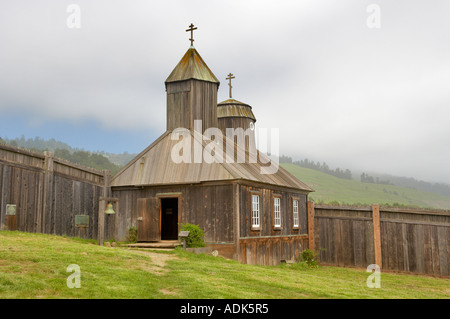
{"left": 166, "top": 79, "right": 219, "bottom": 131}
{"left": 110, "top": 183, "right": 235, "bottom": 243}
{"left": 239, "top": 185, "right": 308, "bottom": 238}
{"left": 0, "top": 144, "right": 105, "bottom": 238}
{"left": 239, "top": 236, "right": 309, "bottom": 266}
{"left": 237, "top": 184, "right": 310, "bottom": 265}
{"left": 313, "top": 205, "right": 450, "bottom": 277}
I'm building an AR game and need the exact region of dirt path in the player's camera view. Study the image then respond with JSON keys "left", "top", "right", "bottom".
{"left": 130, "top": 250, "right": 179, "bottom": 276}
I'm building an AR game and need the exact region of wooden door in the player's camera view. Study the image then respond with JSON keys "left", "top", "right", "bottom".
{"left": 137, "top": 198, "right": 161, "bottom": 242}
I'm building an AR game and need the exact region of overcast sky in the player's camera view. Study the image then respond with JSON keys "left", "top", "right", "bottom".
{"left": 1, "top": 0, "right": 449, "bottom": 184}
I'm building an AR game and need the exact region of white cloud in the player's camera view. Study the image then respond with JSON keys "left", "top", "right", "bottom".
{"left": 0, "top": 0, "right": 449, "bottom": 183}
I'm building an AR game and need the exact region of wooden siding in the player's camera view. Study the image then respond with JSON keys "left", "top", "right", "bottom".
{"left": 166, "top": 80, "right": 219, "bottom": 131}
{"left": 239, "top": 235, "right": 309, "bottom": 265}
{"left": 218, "top": 117, "right": 255, "bottom": 134}
{"left": 236, "top": 183, "right": 310, "bottom": 265}
{"left": 239, "top": 184, "right": 309, "bottom": 238}
{"left": 313, "top": 205, "right": 450, "bottom": 277}
{"left": 110, "top": 183, "right": 235, "bottom": 243}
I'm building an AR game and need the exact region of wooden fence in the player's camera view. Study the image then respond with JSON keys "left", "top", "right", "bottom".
{"left": 1, "top": 144, "right": 449, "bottom": 276}
{"left": 310, "top": 203, "right": 450, "bottom": 277}
{"left": 0, "top": 144, "right": 107, "bottom": 239}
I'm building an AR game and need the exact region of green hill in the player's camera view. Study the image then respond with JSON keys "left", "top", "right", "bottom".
{"left": 0, "top": 231, "right": 448, "bottom": 299}
{"left": 281, "top": 163, "right": 450, "bottom": 210}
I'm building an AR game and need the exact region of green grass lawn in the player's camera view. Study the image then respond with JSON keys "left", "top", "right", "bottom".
{"left": 0, "top": 231, "right": 448, "bottom": 299}
{"left": 281, "top": 163, "right": 450, "bottom": 210}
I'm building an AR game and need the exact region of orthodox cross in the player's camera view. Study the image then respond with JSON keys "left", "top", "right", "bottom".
{"left": 226, "top": 73, "right": 235, "bottom": 98}
{"left": 186, "top": 23, "right": 197, "bottom": 46}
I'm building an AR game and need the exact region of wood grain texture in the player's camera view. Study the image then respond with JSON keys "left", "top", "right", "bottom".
{"left": 314, "top": 205, "right": 449, "bottom": 276}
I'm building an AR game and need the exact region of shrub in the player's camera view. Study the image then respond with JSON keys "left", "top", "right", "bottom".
{"left": 126, "top": 226, "right": 138, "bottom": 243}
{"left": 299, "top": 249, "right": 319, "bottom": 268}
{"left": 179, "top": 223, "right": 205, "bottom": 248}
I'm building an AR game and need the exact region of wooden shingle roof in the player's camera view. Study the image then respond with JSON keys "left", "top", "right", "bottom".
{"left": 110, "top": 130, "right": 313, "bottom": 192}
{"left": 165, "top": 47, "right": 220, "bottom": 84}
{"left": 217, "top": 98, "right": 256, "bottom": 121}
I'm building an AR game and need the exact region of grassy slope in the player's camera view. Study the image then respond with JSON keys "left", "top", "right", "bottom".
{"left": 281, "top": 163, "right": 450, "bottom": 210}
{"left": 0, "top": 231, "right": 448, "bottom": 299}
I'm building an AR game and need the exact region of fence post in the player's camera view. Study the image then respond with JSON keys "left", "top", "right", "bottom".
{"left": 98, "top": 170, "right": 111, "bottom": 245}
{"left": 42, "top": 151, "right": 54, "bottom": 234}
{"left": 307, "top": 201, "right": 315, "bottom": 252}
{"left": 372, "top": 204, "right": 382, "bottom": 268}
{"left": 98, "top": 199, "right": 106, "bottom": 246}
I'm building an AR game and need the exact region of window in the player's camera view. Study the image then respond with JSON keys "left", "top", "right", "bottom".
{"left": 251, "top": 194, "right": 260, "bottom": 228}
{"left": 293, "top": 199, "right": 299, "bottom": 228}
{"left": 273, "top": 196, "right": 281, "bottom": 228}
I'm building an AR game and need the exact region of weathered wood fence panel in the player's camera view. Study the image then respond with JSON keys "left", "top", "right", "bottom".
{"left": 0, "top": 144, "right": 105, "bottom": 238}
{"left": 313, "top": 204, "right": 450, "bottom": 277}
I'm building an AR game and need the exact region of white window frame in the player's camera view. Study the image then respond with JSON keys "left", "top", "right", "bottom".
{"left": 251, "top": 194, "right": 260, "bottom": 229}
{"left": 273, "top": 196, "right": 281, "bottom": 228}
{"left": 292, "top": 199, "right": 299, "bottom": 228}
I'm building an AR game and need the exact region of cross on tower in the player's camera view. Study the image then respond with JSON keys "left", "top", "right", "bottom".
{"left": 186, "top": 23, "right": 197, "bottom": 46}
{"left": 226, "top": 73, "right": 235, "bottom": 98}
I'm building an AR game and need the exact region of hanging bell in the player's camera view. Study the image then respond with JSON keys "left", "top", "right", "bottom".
{"left": 104, "top": 203, "right": 116, "bottom": 214}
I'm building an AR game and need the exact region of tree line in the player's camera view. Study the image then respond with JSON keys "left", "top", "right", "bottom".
{"left": 279, "top": 155, "right": 353, "bottom": 180}
{"left": 360, "top": 172, "right": 392, "bottom": 185}
{"left": 1, "top": 135, "right": 122, "bottom": 175}
{"left": 280, "top": 154, "right": 450, "bottom": 197}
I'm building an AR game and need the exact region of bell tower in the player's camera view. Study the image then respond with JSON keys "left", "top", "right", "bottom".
{"left": 165, "top": 24, "right": 220, "bottom": 132}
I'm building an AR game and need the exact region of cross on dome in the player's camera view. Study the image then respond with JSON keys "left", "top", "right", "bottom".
{"left": 186, "top": 23, "right": 197, "bottom": 46}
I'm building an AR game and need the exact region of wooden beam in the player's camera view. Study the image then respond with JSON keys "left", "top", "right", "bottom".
{"left": 42, "top": 151, "right": 54, "bottom": 234}
{"left": 103, "top": 170, "right": 111, "bottom": 198}
{"left": 307, "top": 201, "right": 315, "bottom": 252}
{"left": 233, "top": 183, "right": 240, "bottom": 262}
{"left": 372, "top": 204, "right": 382, "bottom": 268}
{"left": 98, "top": 199, "right": 106, "bottom": 246}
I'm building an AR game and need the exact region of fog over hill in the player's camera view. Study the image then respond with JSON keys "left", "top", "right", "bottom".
{"left": 2, "top": 135, "right": 449, "bottom": 199}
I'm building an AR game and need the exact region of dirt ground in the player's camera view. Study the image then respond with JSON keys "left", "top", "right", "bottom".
{"left": 129, "top": 250, "right": 179, "bottom": 276}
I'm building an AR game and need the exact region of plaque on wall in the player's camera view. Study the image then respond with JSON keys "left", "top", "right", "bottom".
{"left": 6, "top": 204, "right": 16, "bottom": 216}
{"left": 75, "top": 215, "right": 89, "bottom": 228}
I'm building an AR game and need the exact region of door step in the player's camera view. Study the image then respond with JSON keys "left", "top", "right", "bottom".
{"left": 123, "top": 241, "right": 180, "bottom": 249}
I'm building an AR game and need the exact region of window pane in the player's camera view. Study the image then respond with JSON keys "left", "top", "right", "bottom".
{"left": 293, "top": 199, "right": 299, "bottom": 227}
{"left": 274, "top": 197, "right": 281, "bottom": 227}
{"left": 252, "top": 195, "right": 260, "bottom": 227}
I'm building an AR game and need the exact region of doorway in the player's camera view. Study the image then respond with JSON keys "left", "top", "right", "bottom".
{"left": 160, "top": 198, "right": 179, "bottom": 240}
